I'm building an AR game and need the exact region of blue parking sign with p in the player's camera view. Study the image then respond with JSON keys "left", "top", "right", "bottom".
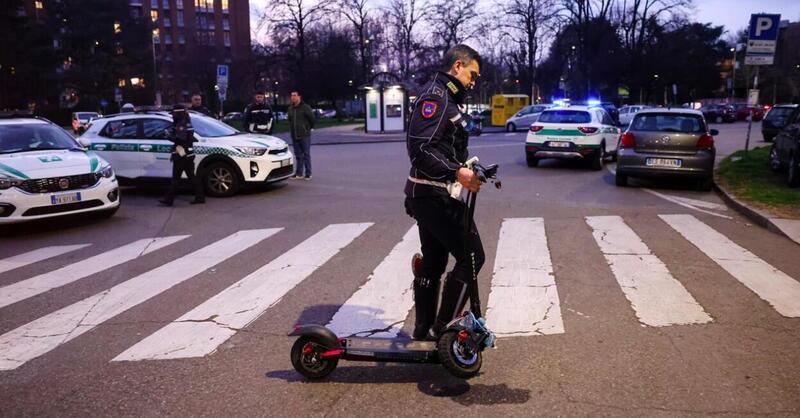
{"left": 217, "top": 65, "right": 228, "bottom": 77}
{"left": 749, "top": 14, "right": 780, "bottom": 40}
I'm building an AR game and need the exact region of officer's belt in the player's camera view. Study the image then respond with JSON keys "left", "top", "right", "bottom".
{"left": 407, "top": 176, "right": 448, "bottom": 189}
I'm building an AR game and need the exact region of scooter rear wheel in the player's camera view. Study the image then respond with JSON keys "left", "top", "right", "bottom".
{"left": 437, "top": 331, "right": 482, "bottom": 379}
{"left": 290, "top": 336, "right": 339, "bottom": 380}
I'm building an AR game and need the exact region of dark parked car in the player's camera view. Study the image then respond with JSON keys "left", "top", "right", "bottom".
{"left": 762, "top": 104, "right": 798, "bottom": 142}
{"left": 768, "top": 106, "right": 800, "bottom": 187}
{"left": 700, "top": 104, "right": 736, "bottom": 124}
{"left": 730, "top": 103, "right": 764, "bottom": 122}
{"left": 616, "top": 109, "right": 719, "bottom": 190}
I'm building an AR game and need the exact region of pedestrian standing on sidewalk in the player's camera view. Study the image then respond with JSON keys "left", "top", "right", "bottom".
{"left": 288, "top": 90, "right": 315, "bottom": 180}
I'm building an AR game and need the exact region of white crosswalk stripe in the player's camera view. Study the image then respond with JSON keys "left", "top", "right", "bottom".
{"left": 0, "top": 229, "right": 280, "bottom": 371}
{"left": 0, "top": 236, "right": 189, "bottom": 309}
{"left": 113, "top": 223, "right": 372, "bottom": 361}
{"left": 586, "top": 216, "right": 713, "bottom": 326}
{"left": 326, "top": 225, "right": 420, "bottom": 338}
{"left": 0, "top": 244, "right": 91, "bottom": 275}
{"left": 661, "top": 214, "right": 800, "bottom": 317}
{"left": 486, "top": 218, "right": 564, "bottom": 337}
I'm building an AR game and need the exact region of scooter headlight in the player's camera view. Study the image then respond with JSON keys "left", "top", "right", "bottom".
{"left": 0, "top": 177, "right": 25, "bottom": 190}
{"left": 234, "top": 146, "right": 268, "bottom": 156}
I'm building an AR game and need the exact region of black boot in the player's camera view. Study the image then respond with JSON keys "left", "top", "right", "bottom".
{"left": 430, "top": 273, "right": 469, "bottom": 338}
{"left": 412, "top": 275, "right": 440, "bottom": 340}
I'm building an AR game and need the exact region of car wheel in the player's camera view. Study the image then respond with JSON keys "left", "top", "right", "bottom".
{"left": 506, "top": 123, "right": 516, "bottom": 132}
{"left": 715, "top": 115, "right": 722, "bottom": 124}
{"left": 590, "top": 143, "right": 605, "bottom": 171}
{"left": 526, "top": 152, "right": 539, "bottom": 167}
{"left": 697, "top": 177, "right": 713, "bottom": 191}
{"left": 615, "top": 172, "right": 628, "bottom": 187}
{"left": 203, "top": 161, "right": 241, "bottom": 197}
{"left": 769, "top": 145, "right": 782, "bottom": 172}
{"left": 789, "top": 153, "right": 800, "bottom": 188}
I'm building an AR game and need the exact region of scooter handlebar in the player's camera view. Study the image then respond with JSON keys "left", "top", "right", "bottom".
{"left": 473, "top": 163, "right": 501, "bottom": 189}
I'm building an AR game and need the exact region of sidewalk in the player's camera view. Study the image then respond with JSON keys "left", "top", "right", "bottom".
{"left": 273, "top": 124, "right": 405, "bottom": 145}
{"left": 711, "top": 121, "right": 800, "bottom": 246}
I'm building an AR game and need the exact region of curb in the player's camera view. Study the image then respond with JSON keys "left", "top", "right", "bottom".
{"left": 713, "top": 180, "right": 795, "bottom": 240}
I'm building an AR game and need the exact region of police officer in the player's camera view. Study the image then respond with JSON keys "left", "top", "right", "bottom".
{"left": 189, "top": 93, "right": 212, "bottom": 117}
{"left": 404, "top": 45, "right": 484, "bottom": 340}
{"left": 243, "top": 90, "right": 274, "bottom": 134}
{"left": 159, "top": 105, "right": 205, "bottom": 206}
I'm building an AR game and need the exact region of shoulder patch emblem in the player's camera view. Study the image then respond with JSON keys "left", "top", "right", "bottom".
{"left": 421, "top": 101, "right": 438, "bottom": 119}
{"left": 446, "top": 81, "right": 459, "bottom": 94}
{"left": 432, "top": 86, "right": 445, "bottom": 97}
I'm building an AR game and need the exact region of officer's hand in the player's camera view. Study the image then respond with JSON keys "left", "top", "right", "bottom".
{"left": 457, "top": 167, "right": 481, "bottom": 192}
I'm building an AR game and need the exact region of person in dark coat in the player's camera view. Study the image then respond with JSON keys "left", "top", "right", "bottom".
{"left": 287, "top": 90, "right": 315, "bottom": 179}
{"left": 189, "top": 93, "right": 212, "bottom": 117}
{"left": 159, "top": 105, "right": 205, "bottom": 206}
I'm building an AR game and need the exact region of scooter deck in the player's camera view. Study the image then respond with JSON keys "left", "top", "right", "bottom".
{"left": 342, "top": 338, "right": 438, "bottom": 363}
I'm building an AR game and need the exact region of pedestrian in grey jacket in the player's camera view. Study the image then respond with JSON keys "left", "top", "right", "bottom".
{"left": 288, "top": 90, "right": 315, "bottom": 180}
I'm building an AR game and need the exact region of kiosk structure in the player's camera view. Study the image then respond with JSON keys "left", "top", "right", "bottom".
{"left": 361, "top": 73, "right": 411, "bottom": 133}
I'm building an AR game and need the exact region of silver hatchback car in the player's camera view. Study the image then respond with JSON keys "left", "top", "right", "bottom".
{"left": 615, "top": 109, "right": 719, "bottom": 190}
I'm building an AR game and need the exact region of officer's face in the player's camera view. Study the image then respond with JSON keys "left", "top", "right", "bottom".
{"left": 255, "top": 94, "right": 265, "bottom": 103}
{"left": 453, "top": 59, "right": 481, "bottom": 91}
{"left": 191, "top": 95, "right": 202, "bottom": 106}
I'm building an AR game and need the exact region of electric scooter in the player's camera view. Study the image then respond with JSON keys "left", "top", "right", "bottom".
{"left": 289, "top": 159, "right": 501, "bottom": 380}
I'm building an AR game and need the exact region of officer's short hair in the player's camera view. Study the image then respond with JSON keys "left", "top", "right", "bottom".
{"left": 441, "top": 44, "right": 482, "bottom": 72}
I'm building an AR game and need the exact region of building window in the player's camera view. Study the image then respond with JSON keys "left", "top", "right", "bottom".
{"left": 118, "top": 79, "right": 127, "bottom": 87}
{"left": 176, "top": 11, "right": 184, "bottom": 26}
{"left": 150, "top": 10, "right": 158, "bottom": 22}
{"left": 164, "top": 17, "right": 171, "bottom": 27}
{"left": 151, "top": 0, "right": 158, "bottom": 8}
{"left": 162, "top": 0, "right": 170, "bottom": 9}
{"left": 223, "top": 17, "right": 229, "bottom": 30}
{"left": 208, "top": 19, "right": 215, "bottom": 30}
{"left": 178, "top": 32, "right": 185, "bottom": 44}
{"left": 35, "top": 1, "right": 43, "bottom": 9}
{"left": 131, "top": 8, "right": 140, "bottom": 18}
{"left": 114, "top": 22, "right": 122, "bottom": 34}
{"left": 129, "top": 0, "right": 143, "bottom": 5}
{"left": 221, "top": 0, "right": 229, "bottom": 12}
{"left": 176, "top": 0, "right": 183, "bottom": 9}
{"left": 195, "top": 0, "right": 211, "bottom": 12}
{"left": 224, "top": 32, "right": 230, "bottom": 47}
{"left": 53, "top": 39, "right": 60, "bottom": 49}
{"left": 165, "top": 33, "right": 172, "bottom": 44}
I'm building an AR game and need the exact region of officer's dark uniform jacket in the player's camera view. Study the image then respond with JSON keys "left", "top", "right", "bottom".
{"left": 243, "top": 102, "right": 274, "bottom": 132}
{"left": 404, "top": 71, "right": 469, "bottom": 199}
{"left": 169, "top": 123, "right": 195, "bottom": 158}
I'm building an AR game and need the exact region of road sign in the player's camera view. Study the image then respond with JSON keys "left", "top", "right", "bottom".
{"left": 745, "top": 14, "right": 780, "bottom": 66}
{"left": 100, "top": 99, "right": 109, "bottom": 108}
{"left": 114, "top": 88, "right": 123, "bottom": 103}
{"left": 747, "top": 89, "right": 759, "bottom": 106}
{"left": 216, "top": 65, "right": 229, "bottom": 87}
{"left": 218, "top": 86, "right": 227, "bottom": 101}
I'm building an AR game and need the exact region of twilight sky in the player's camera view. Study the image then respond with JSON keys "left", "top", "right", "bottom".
{"left": 249, "top": 0, "right": 800, "bottom": 42}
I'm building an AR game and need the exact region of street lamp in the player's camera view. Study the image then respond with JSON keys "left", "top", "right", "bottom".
{"left": 729, "top": 46, "right": 737, "bottom": 101}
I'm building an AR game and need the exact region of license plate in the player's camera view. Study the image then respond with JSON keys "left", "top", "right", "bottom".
{"left": 646, "top": 158, "right": 682, "bottom": 168}
{"left": 51, "top": 192, "right": 81, "bottom": 205}
{"left": 548, "top": 141, "right": 571, "bottom": 148}
{"left": 280, "top": 158, "right": 291, "bottom": 167}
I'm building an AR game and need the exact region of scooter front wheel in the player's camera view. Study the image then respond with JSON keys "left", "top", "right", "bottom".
{"left": 290, "top": 336, "right": 339, "bottom": 380}
{"left": 437, "top": 331, "right": 482, "bottom": 379}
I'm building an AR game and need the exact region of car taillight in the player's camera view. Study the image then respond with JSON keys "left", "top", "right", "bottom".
{"left": 577, "top": 126, "right": 598, "bottom": 134}
{"left": 619, "top": 131, "right": 635, "bottom": 148}
{"left": 697, "top": 134, "right": 714, "bottom": 151}
{"left": 529, "top": 125, "right": 543, "bottom": 133}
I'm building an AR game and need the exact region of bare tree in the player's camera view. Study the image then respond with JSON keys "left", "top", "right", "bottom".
{"left": 384, "top": 0, "right": 428, "bottom": 79}
{"left": 499, "top": 0, "right": 560, "bottom": 100}
{"left": 559, "top": 0, "right": 617, "bottom": 95}
{"left": 338, "top": 0, "right": 372, "bottom": 83}
{"left": 429, "top": 0, "right": 483, "bottom": 53}
{"left": 262, "top": 0, "right": 329, "bottom": 79}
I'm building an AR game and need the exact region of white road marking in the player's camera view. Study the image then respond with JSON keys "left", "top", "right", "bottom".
{"left": 504, "top": 132, "right": 516, "bottom": 136}
{"left": 471, "top": 143, "right": 522, "bottom": 149}
{"left": 0, "top": 244, "right": 91, "bottom": 275}
{"left": 326, "top": 225, "right": 420, "bottom": 338}
{"left": 113, "top": 223, "right": 372, "bottom": 361}
{"left": 586, "top": 216, "right": 712, "bottom": 326}
{"left": 485, "top": 218, "right": 564, "bottom": 337}
{"left": 0, "top": 229, "right": 279, "bottom": 371}
{"left": 606, "top": 165, "right": 731, "bottom": 219}
{"left": 661, "top": 214, "right": 800, "bottom": 317}
{"left": 0, "top": 236, "right": 189, "bottom": 309}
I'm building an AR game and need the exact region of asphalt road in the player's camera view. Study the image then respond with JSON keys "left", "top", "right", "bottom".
{"left": 1, "top": 122, "right": 798, "bottom": 416}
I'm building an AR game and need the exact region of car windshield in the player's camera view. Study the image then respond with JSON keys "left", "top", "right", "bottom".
{"left": 631, "top": 113, "right": 705, "bottom": 133}
{"left": 538, "top": 110, "right": 591, "bottom": 124}
{"left": 0, "top": 123, "right": 79, "bottom": 154}
{"left": 766, "top": 107, "right": 795, "bottom": 120}
{"left": 190, "top": 114, "right": 239, "bottom": 138}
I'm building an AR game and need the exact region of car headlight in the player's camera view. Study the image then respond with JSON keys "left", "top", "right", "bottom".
{"left": 234, "top": 146, "right": 268, "bottom": 156}
{"left": 0, "top": 177, "right": 25, "bottom": 190}
{"left": 96, "top": 165, "right": 114, "bottom": 179}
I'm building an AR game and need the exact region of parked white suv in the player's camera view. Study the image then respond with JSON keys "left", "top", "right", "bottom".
{"left": 80, "top": 111, "right": 294, "bottom": 197}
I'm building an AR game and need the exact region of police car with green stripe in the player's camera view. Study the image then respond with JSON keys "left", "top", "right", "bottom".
{"left": 0, "top": 114, "right": 119, "bottom": 223}
{"left": 525, "top": 105, "right": 621, "bottom": 170}
{"left": 80, "top": 110, "right": 293, "bottom": 197}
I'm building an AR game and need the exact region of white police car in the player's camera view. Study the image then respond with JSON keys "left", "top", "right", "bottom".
{"left": 0, "top": 115, "right": 119, "bottom": 223}
{"left": 524, "top": 105, "right": 621, "bottom": 170}
{"left": 80, "top": 110, "right": 294, "bottom": 197}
